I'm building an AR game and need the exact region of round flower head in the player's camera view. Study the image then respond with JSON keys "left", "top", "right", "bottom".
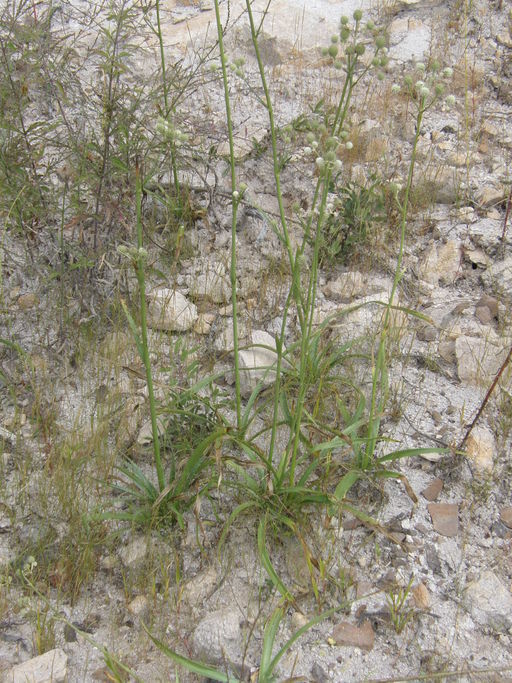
{"left": 340, "top": 27, "right": 350, "bottom": 42}
{"left": 328, "top": 44, "right": 338, "bottom": 58}
{"left": 232, "top": 190, "right": 239, "bottom": 200}
{"left": 415, "top": 62, "right": 426, "bottom": 72}
{"left": 353, "top": 9, "right": 363, "bottom": 21}
{"left": 366, "top": 20, "right": 375, "bottom": 30}
{"left": 334, "top": 159, "right": 342, "bottom": 171}
{"left": 340, "top": 15, "right": 349, "bottom": 25}
{"left": 445, "top": 94, "right": 456, "bottom": 107}
{"left": 355, "top": 43, "right": 366, "bottom": 56}
{"left": 443, "top": 67, "right": 453, "bottom": 78}
{"left": 375, "top": 35, "right": 386, "bottom": 49}
{"left": 345, "top": 141, "right": 353, "bottom": 150}
{"left": 391, "top": 83, "right": 401, "bottom": 93}
{"left": 331, "top": 35, "right": 339, "bottom": 44}
{"left": 419, "top": 86, "right": 430, "bottom": 98}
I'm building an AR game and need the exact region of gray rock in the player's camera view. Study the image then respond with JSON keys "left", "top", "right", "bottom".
{"left": 147, "top": 288, "right": 197, "bottom": 332}
{"left": 192, "top": 608, "right": 246, "bottom": 675}
{"left": 119, "top": 536, "right": 148, "bottom": 569}
{"left": 238, "top": 330, "right": 282, "bottom": 398}
{"left": 465, "top": 426, "right": 495, "bottom": 474}
{"left": 388, "top": 17, "right": 431, "bottom": 60}
{"left": 464, "top": 570, "right": 512, "bottom": 632}
{"left": 417, "top": 240, "right": 461, "bottom": 285}
{"left": 469, "top": 218, "right": 504, "bottom": 250}
{"left": 5, "top": 649, "right": 67, "bottom": 683}
{"left": 482, "top": 257, "right": 512, "bottom": 299}
{"left": 455, "top": 334, "right": 509, "bottom": 385}
{"left": 187, "top": 259, "right": 231, "bottom": 304}
{"left": 322, "top": 271, "right": 366, "bottom": 302}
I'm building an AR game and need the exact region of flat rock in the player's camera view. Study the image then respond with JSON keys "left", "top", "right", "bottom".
{"left": 147, "top": 288, "right": 197, "bottom": 331}
{"left": 238, "top": 330, "right": 281, "bottom": 398}
{"left": 421, "top": 477, "right": 443, "bottom": 501}
{"left": 417, "top": 240, "right": 461, "bottom": 285}
{"left": 465, "top": 426, "right": 495, "bottom": 474}
{"left": 192, "top": 608, "right": 246, "bottom": 674}
{"left": 469, "top": 218, "right": 504, "bottom": 250}
{"left": 475, "top": 185, "right": 506, "bottom": 208}
{"left": 5, "top": 649, "right": 67, "bottom": 683}
{"left": 187, "top": 259, "right": 231, "bottom": 304}
{"left": 500, "top": 507, "right": 512, "bottom": 529}
{"left": 428, "top": 503, "right": 459, "bottom": 537}
{"left": 464, "top": 570, "right": 512, "bottom": 632}
{"left": 332, "top": 620, "right": 375, "bottom": 651}
{"left": 388, "top": 17, "right": 430, "bottom": 60}
{"left": 482, "top": 257, "right": 512, "bottom": 299}
{"left": 455, "top": 334, "right": 509, "bottom": 386}
{"left": 322, "top": 271, "right": 366, "bottom": 302}
{"left": 119, "top": 536, "right": 148, "bottom": 569}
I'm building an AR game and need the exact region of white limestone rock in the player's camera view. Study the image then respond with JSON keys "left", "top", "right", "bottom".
{"left": 147, "top": 288, "right": 197, "bottom": 332}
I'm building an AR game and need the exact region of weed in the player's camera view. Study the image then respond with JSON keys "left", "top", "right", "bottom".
{"left": 386, "top": 575, "right": 415, "bottom": 634}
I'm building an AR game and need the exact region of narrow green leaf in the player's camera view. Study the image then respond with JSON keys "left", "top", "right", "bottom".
{"left": 257, "top": 516, "right": 294, "bottom": 603}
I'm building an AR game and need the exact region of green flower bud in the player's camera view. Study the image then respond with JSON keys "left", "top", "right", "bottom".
{"left": 340, "top": 15, "right": 349, "bottom": 25}
{"left": 435, "top": 82, "right": 445, "bottom": 95}
{"left": 326, "top": 136, "right": 338, "bottom": 149}
{"left": 377, "top": 71, "right": 385, "bottom": 81}
{"left": 325, "top": 150, "right": 336, "bottom": 162}
{"left": 355, "top": 43, "right": 366, "bottom": 56}
{"left": 380, "top": 54, "right": 389, "bottom": 67}
{"left": 334, "top": 60, "right": 343, "bottom": 70}
{"left": 340, "top": 27, "right": 350, "bottom": 42}
{"left": 404, "top": 74, "right": 413, "bottom": 86}
{"left": 306, "top": 132, "right": 316, "bottom": 143}
{"left": 346, "top": 44, "right": 355, "bottom": 55}
{"left": 345, "top": 141, "right": 353, "bottom": 150}
{"left": 391, "top": 83, "right": 401, "bottom": 93}
{"left": 353, "top": 9, "right": 363, "bottom": 21}
{"left": 315, "top": 157, "right": 326, "bottom": 171}
{"left": 339, "top": 129, "right": 349, "bottom": 140}
{"left": 375, "top": 35, "right": 386, "bottom": 49}
{"left": 232, "top": 190, "right": 239, "bottom": 201}
{"left": 443, "top": 67, "right": 453, "bottom": 78}
{"left": 331, "top": 34, "right": 338, "bottom": 44}
{"left": 334, "top": 159, "right": 343, "bottom": 171}
{"left": 431, "top": 59, "right": 440, "bottom": 72}
{"left": 416, "top": 62, "right": 426, "bottom": 71}
{"left": 319, "top": 123, "right": 328, "bottom": 135}
{"left": 328, "top": 44, "right": 338, "bottom": 58}
{"left": 419, "top": 86, "right": 430, "bottom": 98}
{"left": 366, "top": 20, "right": 375, "bottom": 30}
{"left": 321, "top": 47, "right": 329, "bottom": 56}
{"left": 445, "top": 94, "right": 456, "bottom": 107}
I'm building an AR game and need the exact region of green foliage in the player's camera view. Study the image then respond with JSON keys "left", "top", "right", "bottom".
{"left": 318, "top": 175, "right": 387, "bottom": 266}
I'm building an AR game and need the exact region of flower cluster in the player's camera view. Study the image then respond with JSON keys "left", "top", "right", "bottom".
{"left": 156, "top": 117, "right": 189, "bottom": 146}
{"left": 394, "top": 61, "right": 455, "bottom": 110}
{"left": 320, "top": 9, "right": 388, "bottom": 79}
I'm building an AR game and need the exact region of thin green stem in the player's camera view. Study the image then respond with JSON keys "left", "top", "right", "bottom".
{"left": 213, "top": 0, "right": 241, "bottom": 428}
{"left": 364, "top": 100, "right": 425, "bottom": 467}
{"left": 155, "top": 0, "right": 180, "bottom": 198}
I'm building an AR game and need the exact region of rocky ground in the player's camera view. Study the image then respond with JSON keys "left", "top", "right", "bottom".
{"left": 1, "top": 0, "right": 512, "bottom": 681}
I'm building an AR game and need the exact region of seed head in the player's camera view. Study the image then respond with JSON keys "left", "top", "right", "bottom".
{"left": 353, "top": 9, "right": 363, "bottom": 21}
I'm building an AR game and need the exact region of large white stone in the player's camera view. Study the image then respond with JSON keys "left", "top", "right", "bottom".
{"left": 417, "top": 240, "right": 461, "bottom": 285}
{"left": 238, "top": 330, "right": 281, "bottom": 398}
{"left": 147, "top": 288, "right": 197, "bottom": 332}
{"left": 464, "top": 570, "right": 512, "bottom": 632}
{"left": 465, "top": 426, "right": 495, "bottom": 474}
{"left": 188, "top": 259, "right": 231, "bottom": 304}
{"left": 455, "top": 334, "right": 510, "bottom": 386}
{"left": 6, "top": 649, "right": 67, "bottom": 683}
{"left": 388, "top": 17, "right": 431, "bottom": 61}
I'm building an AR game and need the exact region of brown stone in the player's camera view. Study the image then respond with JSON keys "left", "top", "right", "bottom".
{"left": 428, "top": 503, "right": 459, "bottom": 537}
{"left": 332, "top": 620, "right": 374, "bottom": 651}
{"left": 500, "top": 507, "right": 512, "bottom": 529}
{"left": 412, "top": 582, "right": 431, "bottom": 609}
{"left": 421, "top": 477, "right": 443, "bottom": 501}
{"left": 17, "top": 292, "right": 39, "bottom": 310}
